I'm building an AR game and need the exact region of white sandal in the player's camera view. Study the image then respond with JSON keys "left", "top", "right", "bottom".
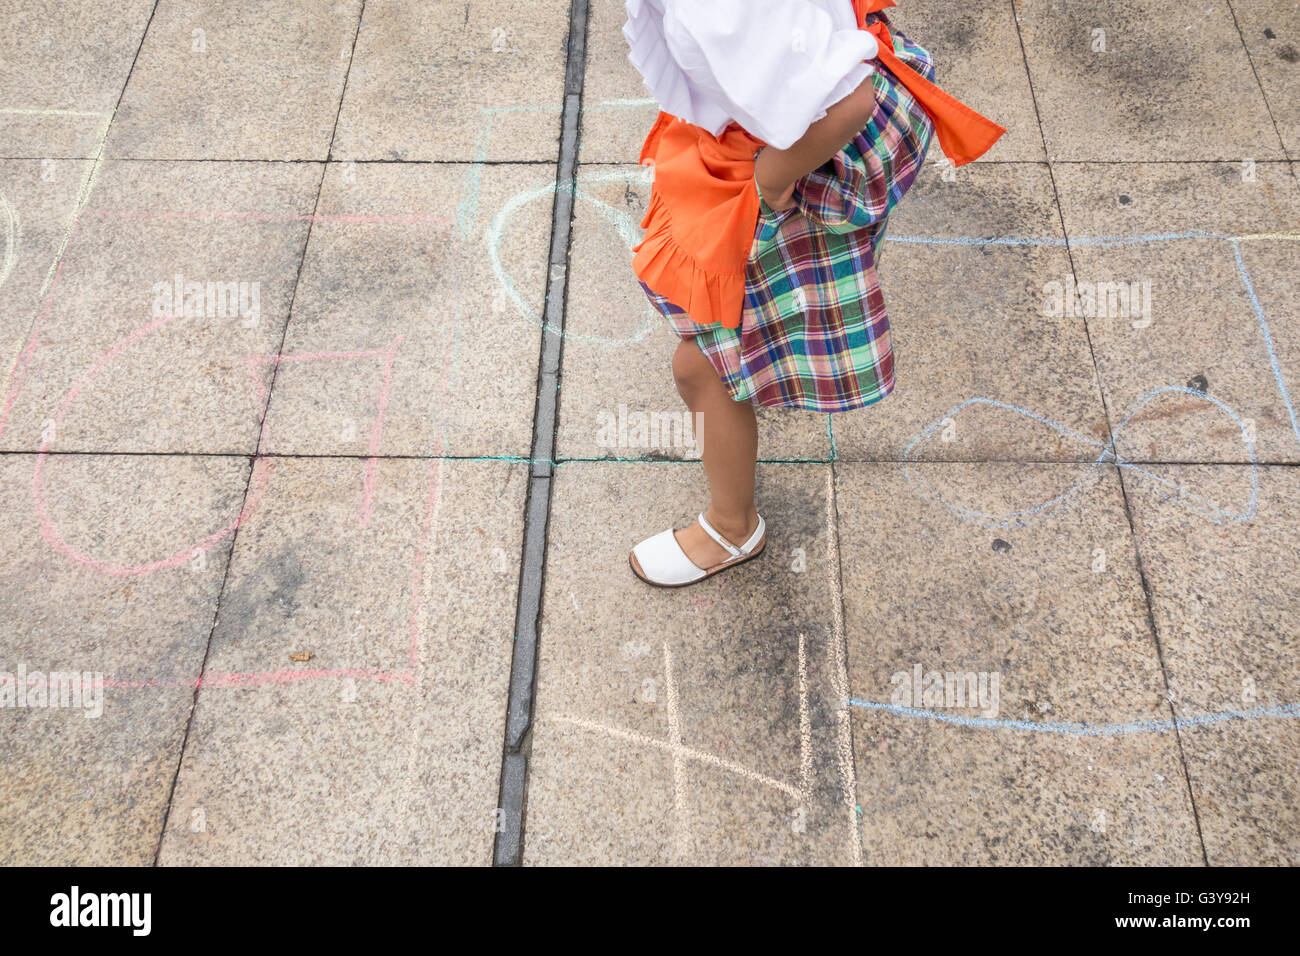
{"left": 629, "top": 513, "right": 766, "bottom": 588}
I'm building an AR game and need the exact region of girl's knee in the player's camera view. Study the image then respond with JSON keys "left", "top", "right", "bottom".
{"left": 672, "top": 341, "right": 716, "bottom": 397}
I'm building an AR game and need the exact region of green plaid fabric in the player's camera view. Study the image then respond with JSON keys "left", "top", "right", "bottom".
{"left": 641, "top": 17, "right": 935, "bottom": 412}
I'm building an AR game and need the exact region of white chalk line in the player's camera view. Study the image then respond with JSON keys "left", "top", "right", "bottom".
{"left": 662, "top": 641, "right": 689, "bottom": 861}
{"left": 826, "top": 466, "right": 865, "bottom": 866}
{"left": 0, "top": 107, "right": 114, "bottom": 435}
{"left": 548, "top": 712, "right": 802, "bottom": 801}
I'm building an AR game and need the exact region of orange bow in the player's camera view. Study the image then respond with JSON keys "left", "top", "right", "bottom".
{"left": 852, "top": 0, "right": 1006, "bottom": 166}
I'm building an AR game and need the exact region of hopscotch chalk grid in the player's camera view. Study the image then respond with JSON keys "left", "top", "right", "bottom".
{"left": 2, "top": 101, "right": 1298, "bottom": 792}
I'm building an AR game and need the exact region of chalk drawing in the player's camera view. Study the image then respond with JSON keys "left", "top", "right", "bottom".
{"left": 825, "top": 467, "right": 865, "bottom": 866}
{"left": 0, "top": 104, "right": 474, "bottom": 694}
{"left": 243, "top": 335, "right": 405, "bottom": 527}
{"left": 0, "top": 187, "right": 17, "bottom": 293}
{"left": 8, "top": 96, "right": 1294, "bottom": 745}
{"left": 543, "top": 469, "right": 864, "bottom": 863}
{"left": 32, "top": 311, "right": 405, "bottom": 576}
{"left": 0, "top": 188, "right": 22, "bottom": 405}
{"left": 30, "top": 312, "right": 270, "bottom": 578}
{"left": 848, "top": 698, "right": 1300, "bottom": 737}
{"left": 486, "top": 166, "right": 660, "bottom": 347}
{"left": 885, "top": 229, "right": 1300, "bottom": 454}
{"left": 901, "top": 387, "right": 1260, "bottom": 529}
{"left": 0, "top": 107, "right": 114, "bottom": 441}
{"left": 548, "top": 632, "right": 829, "bottom": 855}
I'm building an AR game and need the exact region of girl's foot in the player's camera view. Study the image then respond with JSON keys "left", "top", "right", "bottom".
{"left": 629, "top": 511, "right": 765, "bottom": 588}
{"left": 672, "top": 511, "right": 761, "bottom": 569}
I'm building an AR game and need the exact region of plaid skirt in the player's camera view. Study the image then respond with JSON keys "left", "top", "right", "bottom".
{"left": 640, "top": 19, "right": 935, "bottom": 412}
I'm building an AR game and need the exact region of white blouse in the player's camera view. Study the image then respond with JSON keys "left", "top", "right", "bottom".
{"left": 623, "top": 0, "right": 880, "bottom": 150}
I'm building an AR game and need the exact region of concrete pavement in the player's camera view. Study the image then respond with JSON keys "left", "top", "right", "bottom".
{"left": 1, "top": 0, "right": 1297, "bottom": 865}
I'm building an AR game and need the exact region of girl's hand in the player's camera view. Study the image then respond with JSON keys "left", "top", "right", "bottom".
{"left": 762, "top": 178, "right": 798, "bottom": 212}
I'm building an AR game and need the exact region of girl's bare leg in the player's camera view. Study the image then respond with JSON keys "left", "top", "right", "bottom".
{"left": 670, "top": 340, "right": 761, "bottom": 567}
{"left": 641, "top": 78, "right": 878, "bottom": 568}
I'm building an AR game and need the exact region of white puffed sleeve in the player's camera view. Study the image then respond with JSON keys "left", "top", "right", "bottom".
{"left": 625, "top": 0, "right": 878, "bottom": 149}
{"left": 624, "top": 0, "right": 734, "bottom": 138}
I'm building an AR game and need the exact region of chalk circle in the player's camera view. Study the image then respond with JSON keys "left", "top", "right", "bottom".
{"left": 487, "top": 167, "right": 662, "bottom": 347}
{"left": 902, "top": 386, "right": 1258, "bottom": 529}
{"left": 32, "top": 313, "right": 270, "bottom": 577}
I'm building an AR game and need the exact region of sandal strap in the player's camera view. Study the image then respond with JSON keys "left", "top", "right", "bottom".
{"left": 697, "top": 513, "right": 744, "bottom": 559}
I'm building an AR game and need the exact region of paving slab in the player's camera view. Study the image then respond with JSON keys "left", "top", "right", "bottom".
{"left": 1233, "top": 0, "right": 1300, "bottom": 157}
{"left": 1053, "top": 161, "right": 1300, "bottom": 463}
{"left": 0, "top": 111, "right": 114, "bottom": 165}
{"left": 558, "top": 166, "right": 832, "bottom": 463}
{"left": 0, "top": 1, "right": 150, "bottom": 157}
{"left": 1017, "top": 0, "right": 1281, "bottom": 161}
{"left": 331, "top": 0, "right": 571, "bottom": 162}
{"left": 105, "top": 0, "right": 361, "bottom": 161}
{"left": 1125, "top": 463, "right": 1300, "bottom": 864}
{"left": 837, "top": 461, "right": 1201, "bottom": 863}
{"left": 157, "top": 457, "right": 526, "bottom": 865}
{"left": 260, "top": 162, "right": 552, "bottom": 458}
{"left": 887, "top": 0, "right": 1044, "bottom": 162}
{"left": 0, "top": 160, "right": 319, "bottom": 454}
{"left": 831, "top": 162, "right": 1109, "bottom": 462}
{"left": 0, "top": 452, "right": 248, "bottom": 864}
{"left": 526, "top": 461, "right": 860, "bottom": 865}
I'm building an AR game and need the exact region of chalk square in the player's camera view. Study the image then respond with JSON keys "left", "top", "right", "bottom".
{"left": 156, "top": 457, "right": 526, "bottom": 864}
{"left": 831, "top": 162, "right": 1110, "bottom": 462}
{"left": 1053, "top": 162, "right": 1300, "bottom": 464}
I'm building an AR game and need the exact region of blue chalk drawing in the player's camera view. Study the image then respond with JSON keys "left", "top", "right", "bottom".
{"left": 468, "top": 99, "right": 1300, "bottom": 742}
{"left": 886, "top": 229, "right": 1300, "bottom": 455}
{"left": 853, "top": 231, "right": 1296, "bottom": 736}
{"left": 901, "top": 387, "right": 1260, "bottom": 529}
{"left": 848, "top": 698, "right": 1300, "bottom": 736}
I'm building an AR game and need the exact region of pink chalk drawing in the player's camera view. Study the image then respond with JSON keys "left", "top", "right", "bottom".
{"left": 32, "top": 311, "right": 404, "bottom": 574}
{"left": 26, "top": 316, "right": 419, "bottom": 688}
{"left": 244, "top": 335, "right": 405, "bottom": 527}
{"left": 6, "top": 205, "right": 466, "bottom": 692}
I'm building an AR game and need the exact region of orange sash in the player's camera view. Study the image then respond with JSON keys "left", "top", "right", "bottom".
{"left": 852, "top": 2, "right": 1007, "bottom": 166}
{"left": 632, "top": 0, "right": 1005, "bottom": 330}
